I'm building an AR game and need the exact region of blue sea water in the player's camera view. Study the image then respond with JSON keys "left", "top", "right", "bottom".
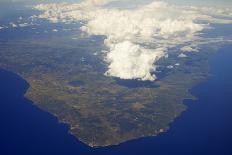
{"left": 0, "top": 45, "right": 232, "bottom": 155}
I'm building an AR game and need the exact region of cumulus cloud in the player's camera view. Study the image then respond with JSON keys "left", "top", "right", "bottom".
{"left": 105, "top": 41, "right": 165, "bottom": 81}
{"left": 52, "top": 29, "right": 58, "bottom": 32}
{"left": 10, "top": 22, "right": 17, "bottom": 28}
{"left": 18, "top": 23, "right": 30, "bottom": 27}
{"left": 167, "top": 65, "right": 174, "bottom": 69}
{"left": 178, "top": 53, "right": 188, "bottom": 58}
{"left": 33, "top": 0, "right": 232, "bottom": 81}
{"left": 181, "top": 46, "right": 199, "bottom": 52}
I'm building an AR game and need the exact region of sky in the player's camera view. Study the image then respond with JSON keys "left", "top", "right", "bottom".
{"left": 2, "top": 0, "right": 232, "bottom": 6}
{"left": 164, "top": 0, "right": 232, "bottom": 6}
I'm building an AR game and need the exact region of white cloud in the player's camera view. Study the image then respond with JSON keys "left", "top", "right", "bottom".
{"left": 178, "top": 53, "right": 188, "bottom": 58}
{"left": 181, "top": 46, "right": 199, "bottom": 52}
{"left": 105, "top": 41, "right": 165, "bottom": 80}
{"left": 33, "top": 0, "right": 232, "bottom": 81}
{"left": 52, "top": 29, "right": 58, "bottom": 32}
{"left": 167, "top": 65, "right": 174, "bottom": 69}
{"left": 10, "top": 22, "right": 17, "bottom": 28}
{"left": 18, "top": 16, "right": 23, "bottom": 20}
{"left": 18, "top": 23, "right": 30, "bottom": 27}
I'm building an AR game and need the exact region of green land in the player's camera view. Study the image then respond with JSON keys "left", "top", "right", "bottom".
{"left": 0, "top": 32, "right": 211, "bottom": 147}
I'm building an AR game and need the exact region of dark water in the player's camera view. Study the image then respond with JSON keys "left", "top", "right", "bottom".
{"left": 0, "top": 45, "right": 232, "bottom": 155}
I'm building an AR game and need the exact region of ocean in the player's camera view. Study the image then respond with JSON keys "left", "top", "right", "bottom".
{"left": 0, "top": 45, "right": 232, "bottom": 155}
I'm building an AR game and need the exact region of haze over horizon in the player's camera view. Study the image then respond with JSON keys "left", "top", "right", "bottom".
{"left": 2, "top": 0, "right": 232, "bottom": 6}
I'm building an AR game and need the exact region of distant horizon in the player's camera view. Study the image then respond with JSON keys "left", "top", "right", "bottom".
{"left": 1, "top": 0, "right": 232, "bottom": 7}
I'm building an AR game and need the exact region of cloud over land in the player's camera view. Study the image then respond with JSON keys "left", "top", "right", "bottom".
{"left": 33, "top": 0, "right": 232, "bottom": 81}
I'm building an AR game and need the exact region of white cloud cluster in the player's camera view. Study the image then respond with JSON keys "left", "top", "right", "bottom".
{"left": 105, "top": 41, "right": 165, "bottom": 80}
{"left": 181, "top": 46, "right": 199, "bottom": 52}
{"left": 178, "top": 53, "right": 187, "bottom": 58}
{"left": 18, "top": 23, "right": 30, "bottom": 27}
{"left": 33, "top": 0, "right": 232, "bottom": 81}
{"left": 8, "top": 20, "right": 32, "bottom": 29}
{"left": 10, "top": 22, "right": 17, "bottom": 28}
